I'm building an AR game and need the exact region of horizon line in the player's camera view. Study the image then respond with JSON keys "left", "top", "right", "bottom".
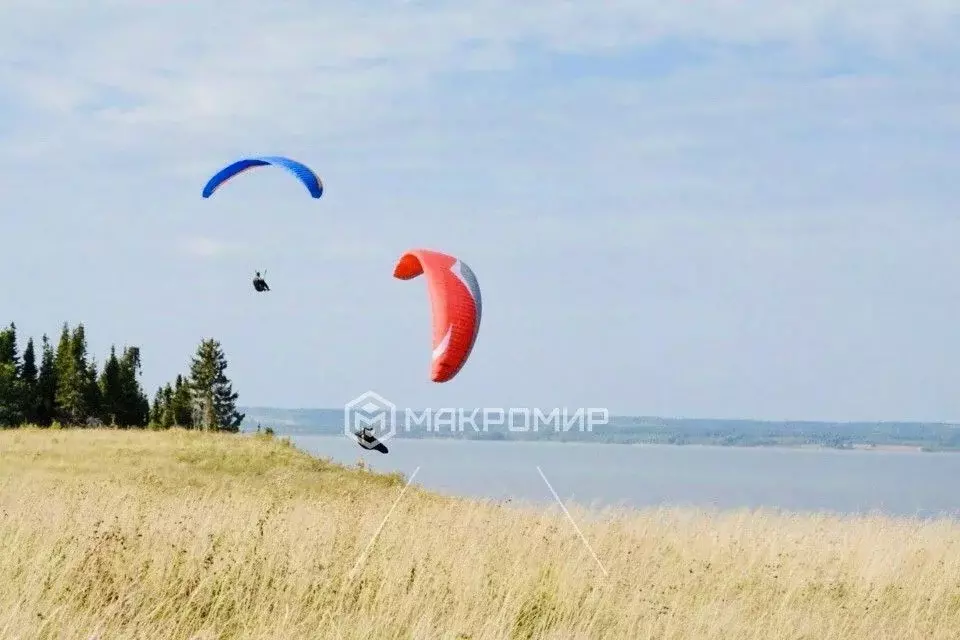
{"left": 237, "top": 406, "right": 960, "bottom": 427}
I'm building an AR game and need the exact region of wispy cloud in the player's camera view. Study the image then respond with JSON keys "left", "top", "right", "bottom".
{"left": 1, "top": 1, "right": 958, "bottom": 419}
{"left": 1, "top": 1, "right": 958, "bottom": 155}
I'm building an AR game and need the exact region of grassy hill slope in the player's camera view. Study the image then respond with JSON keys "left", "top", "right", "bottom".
{"left": 1, "top": 428, "right": 959, "bottom": 639}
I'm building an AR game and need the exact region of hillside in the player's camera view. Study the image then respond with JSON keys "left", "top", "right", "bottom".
{"left": 2, "top": 428, "right": 959, "bottom": 638}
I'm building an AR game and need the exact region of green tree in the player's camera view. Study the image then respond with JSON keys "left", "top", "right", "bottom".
{"left": 188, "top": 339, "right": 243, "bottom": 432}
{"left": 0, "top": 324, "right": 24, "bottom": 426}
{"left": 117, "top": 347, "right": 149, "bottom": 427}
{"left": 99, "top": 346, "right": 122, "bottom": 425}
{"left": 54, "top": 323, "right": 84, "bottom": 424}
{"left": 84, "top": 357, "right": 102, "bottom": 425}
{"left": 36, "top": 335, "right": 57, "bottom": 426}
{"left": 0, "top": 364, "right": 24, "bottom": 426}
{"left": 171, "top": 374, "right": 193, "bottom": 427}
{"left": 150, "top": 386, "right": 165, "bottom": 426}
{"left": 71, "top": 325, "right": 101, "bottom": 424}
{"left": 20, "top": 337, "right": 38, "bottom": 423}
{"left": 161, "top": 383, "right": 174, "bottom": 428}
{"left": 0, "top": 323, "right": 20, "bottom": 374}
{"left": 0, "top": 363, "right": 25, "bottom": 426}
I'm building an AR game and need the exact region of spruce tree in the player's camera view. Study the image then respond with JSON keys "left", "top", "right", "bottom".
{"left": 99, "top": 346, "right": 122, "bottom": 425}
{"left": 117, "top": 347, "right": 149, "bottom": 427}
{"left": 20, "top": 337, "right": 38, "bottom": 423}
{"left": 150, "top": 386, "right": 165, "bottom": 426}
{"left": 172, "top": 374, "right": 193, "bottom": 427}
{"left": 84, "top": 357, "right": 102, "bottom": 425}
{"left": 188, "top": 339, "right": 244, "bottom": 432}
{"left": 0, "top": 323, "right": 20, "bottom": 374}
{"left": 161, "top": 383, "right": 175, "bottom": 428}
{"left": 71, "top": 327, "right": 101, "bottom": 422}
{"left": 54, "top": 323, "right": 85, "bottom": 424}
{"left": 70, "top": 325, "right": 89, "bottom": 373}
{"left": 36, "top": 335, "right": 57, "bottom": 426}
{"left": 0, "top": 362, "right": 24, "bottom": 427}
{"left": 0, "top": 324, "right": 22, "bottom": 426}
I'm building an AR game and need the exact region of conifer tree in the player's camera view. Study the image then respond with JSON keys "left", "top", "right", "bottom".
{"left": 0, "top": 362, "right": 24, "bottom": 427}
{"left": 0, "top": 324, "right": 24, "bottom": 426}
{"left": 117, "top": 347, "right": 149, "bottom": 427}
{"left": 20, "top": 338, "right": 38, "bottom": 423}
{"left": 84, "top": 357, "right": 102, "bottom": 424}
{"left": 150, "top": 386, "right": 165, "bottom": 426}
{"left": 73, "top": 327, "right": 101, "bottom": 420}
{"left": 36, "top": 335, "right": 57, "bottom": 426}
{"left": 172, "top": 374, "right": 193, "bottom": 427}
{"left": 99, "top": 346, "right": 122, "bottom": 425}
{"left": 70, "top": 325, "right": 89, "bottom": 374}
{"left": 161, "top": 383, "right": 175, "bottom": 428}
{"left": 0, "top": 323, "right": 20, "bottom": 374}
{"left": 188, "top": 339, "right": 243, "bottom": 432}
{"left": 54, "top": 323, "right": 85, "bottom": 424}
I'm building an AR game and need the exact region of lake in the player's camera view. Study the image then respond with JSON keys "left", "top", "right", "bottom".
{"left": 291, "top": 435, "right": 960, "bottom": 519}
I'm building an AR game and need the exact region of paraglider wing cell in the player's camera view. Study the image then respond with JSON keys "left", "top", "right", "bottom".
{"left": 201, "top": 156, "right": 323, "bottom": 198}
{"left": 394, "top": 249, "right": 482, "bottom": 383}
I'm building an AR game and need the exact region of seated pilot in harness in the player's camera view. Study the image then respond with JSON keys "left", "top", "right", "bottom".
{"left": 253, "top": 271, "right": 270, "bottom": 292}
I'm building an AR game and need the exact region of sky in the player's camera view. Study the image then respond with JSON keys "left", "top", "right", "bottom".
{"left": 1, "top": 1, "right": 958, "bottom": 422}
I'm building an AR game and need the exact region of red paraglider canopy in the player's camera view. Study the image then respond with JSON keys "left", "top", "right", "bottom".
{"left": 394, "top": 248, "right": 482, "bottom": 383}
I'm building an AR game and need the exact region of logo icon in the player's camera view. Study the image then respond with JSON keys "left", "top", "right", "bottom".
{"left": 344, "top": 391, "right": 398, "bottom": 443}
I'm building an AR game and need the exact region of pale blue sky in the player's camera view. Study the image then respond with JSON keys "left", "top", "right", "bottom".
{"left": 1, "top": 2, "right": 958, "bottom": 421}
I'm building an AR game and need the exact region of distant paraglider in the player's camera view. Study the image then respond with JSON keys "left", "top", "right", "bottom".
{"left": 201, "top": 156, "right": 322, "bottom": 293}
{"left": 202, "top": 156, "right": 323, "bottom": 199}
{"left": 394, "top": 248, "right": 482, "bottom": 383}
{"left": 252, "top": 271, "right": 270, "bottom": 292}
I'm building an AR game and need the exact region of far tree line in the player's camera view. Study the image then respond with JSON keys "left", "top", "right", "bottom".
{"left": 0, "top": 322, "right": 244, "bottom": 431}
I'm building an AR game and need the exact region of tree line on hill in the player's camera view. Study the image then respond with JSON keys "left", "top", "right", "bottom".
{"left": 0, "top": 321, "right": 244, "bottom": 431}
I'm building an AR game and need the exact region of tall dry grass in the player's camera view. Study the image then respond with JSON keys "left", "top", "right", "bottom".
{"left": 1, "top": 427, "right": 959, "bottom": 639}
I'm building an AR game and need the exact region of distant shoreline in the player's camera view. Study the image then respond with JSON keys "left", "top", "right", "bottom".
{"left": 241, "top": 408, "right": 960, "bottom": 453}
{"left": 271, "top": 431, "right": 939, "bottom": 453}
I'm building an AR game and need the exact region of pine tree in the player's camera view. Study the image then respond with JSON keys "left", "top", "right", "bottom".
{"left": 117, "top": 347, "right": 149, "bottom": 427}
{"left": 161, "top": 383, "right": 174, "bottom": 428}
{"left": 150, "top": 386, "right": 165, "bottom": 426}
{"left": 172, "top": 374, "right": 193, "bottom": 427}
{"left": 36, "top": 335, "right": 57, "bottom": 426}
{"left": 99, "top": 346, "right": 122, "bottom": 425}
{"left": 188, "top": 339, "right": 244, "bottom": 432}
{"left": 0, "top": 324, "right": 23, "bottom": 426}
{"left": 20, "top": 337, "right": 38, "bottom": 423}
{"left": 0, "top": 323, "right": 20, "bottom": 374}
{"left": 54, "top": 323, "right": 85, "bottom": 424}
{"left": 84, "top": 357, "right": 102, "bottom": 425}
{"left": 0, "top": 362, "right": 24, "bottom": 427}
{"left": 71, "top": 326, "right": 100, "bottom": 424}
{"left": 70, "top": 325, "right": 89, "bottom": 374}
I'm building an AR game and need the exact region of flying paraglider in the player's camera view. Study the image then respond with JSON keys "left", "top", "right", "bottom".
{"left": 393, "top": 249, "right": 482, "bottom": 383}
{"left": 252, "top": 271, "right": 270, "bottom": 292}
{"left": 201, "top": 156, "right": 323, "bottom": 199}
{"left": 201, "top": 156, "right": 322, "bottom": 293}
{"left": 353, "top": 427, "right": 389, "bottom": 454}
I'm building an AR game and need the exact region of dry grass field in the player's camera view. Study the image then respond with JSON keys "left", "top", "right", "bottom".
{"left": 1, "top": 427, "right": 959, "bottom": 639}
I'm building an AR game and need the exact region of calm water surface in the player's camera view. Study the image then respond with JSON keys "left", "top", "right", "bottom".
{"left": 292, "top": 436, "right": 960, "bottom": 518}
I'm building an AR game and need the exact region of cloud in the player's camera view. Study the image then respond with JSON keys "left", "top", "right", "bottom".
{"left": 1, "top": 1, "right": 958, "bottom": 419}
{"left": 1, "top": 1, "right": 958, "bottom": 152}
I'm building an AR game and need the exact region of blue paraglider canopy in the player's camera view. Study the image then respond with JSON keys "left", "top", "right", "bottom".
{"left": 202, "top": 156, "right": 323, "bottom": 198}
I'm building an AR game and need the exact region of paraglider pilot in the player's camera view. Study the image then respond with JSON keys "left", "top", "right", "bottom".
{"left": 253, "top": 271, "right": 270, "bottom": 292}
